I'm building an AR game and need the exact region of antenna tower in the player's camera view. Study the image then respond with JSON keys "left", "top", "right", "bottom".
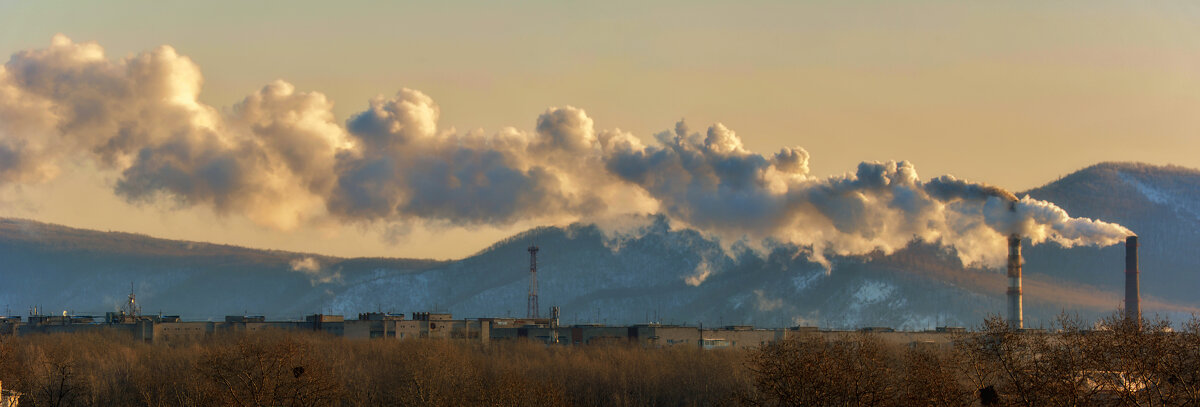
{"left": 125, "top": 282, "right": 140, "bottom": 318}
{"left": 527, "top": 244, "right": 539, "bottom": 319}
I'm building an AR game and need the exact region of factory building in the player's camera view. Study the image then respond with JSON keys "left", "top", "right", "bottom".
{"left": 8, "top": 234, "right": 1146, "bottom": 350}
{"left": 0, "top": 310, "right": 964, "bottom": 348}
{"left": 1, "top": 231, "right": 1141, "bottom": 350}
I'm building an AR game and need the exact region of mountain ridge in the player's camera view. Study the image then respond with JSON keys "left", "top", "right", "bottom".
{"left": 2, "top": 161, "right": 1197, "bottom": 328}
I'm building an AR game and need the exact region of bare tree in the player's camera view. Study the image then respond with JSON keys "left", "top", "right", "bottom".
{"left": 897, "top": 344, "right": 972, "bottom": 406}
{"left": 747, "top": 332, "right": 900, "bottom": 406}
{"left": 196, "top": 333, "right": 342, "bottom": 407}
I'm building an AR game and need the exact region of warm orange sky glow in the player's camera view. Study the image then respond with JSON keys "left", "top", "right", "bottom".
{"left": 0, "top": 1, "right": 1194, "bottom": 259}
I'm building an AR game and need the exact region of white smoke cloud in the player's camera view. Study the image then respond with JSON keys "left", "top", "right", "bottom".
{"left": 754, "top": 289, "right": 784, "bottom": 312}
{"left": 329, "top": 98, "right": 641, "bottom": 226}
{"left": 289, "top": 257, "right": 321, "bottom": 274}
{"left": 0, "top": 35, "right": 343, "bottom": 230}
{"left": 0, "top": 36, "right": 1133, "bottom": 269}
{"left": 685, "top": 259, "right": 713, "bottom": 287}
{"left": 289, "top": 257, "right": 342, "bottom": 286}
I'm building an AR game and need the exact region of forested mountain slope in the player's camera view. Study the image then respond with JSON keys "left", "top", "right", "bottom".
{"left": 1, "top": 162, "right": 1197, "bottom": 328}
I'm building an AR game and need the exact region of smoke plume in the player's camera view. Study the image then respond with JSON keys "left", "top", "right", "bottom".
{"left": 0, "top": 36, "right": 1133, "bottom": 268}
{"left": 289, "top": 257, "right": 342, "bottom": 286}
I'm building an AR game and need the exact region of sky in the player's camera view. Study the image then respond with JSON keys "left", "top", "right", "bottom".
{"left": 0, "top": 1, "right": 1195, "bottom": 260}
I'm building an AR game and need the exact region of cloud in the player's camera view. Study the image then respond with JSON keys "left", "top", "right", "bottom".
{"left": 0, "top": 35, "right": 1133, "bottom": 269}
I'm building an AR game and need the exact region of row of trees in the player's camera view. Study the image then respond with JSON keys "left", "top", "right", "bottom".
{"left": 0, "top": 331, "right": 748, "bottom": 406}
{"left": 750, "top": 313, "right": 1200, "bottom": 406}
{"left": 0, "top": 312, "right": 1196, "bottom": 406}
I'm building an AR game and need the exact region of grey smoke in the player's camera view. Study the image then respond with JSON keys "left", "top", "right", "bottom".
{"left": 0, "top": 35, "right": 1133, "bottom": 269}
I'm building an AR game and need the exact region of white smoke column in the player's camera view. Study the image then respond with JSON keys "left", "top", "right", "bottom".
{"left": 0, "top": 35, "right": 1133, "bottom": 270}
{"left": 603, "top": 119, "right": 1133, "bottom": 268}
{"left": 991, "top": 195, "right": 1133, "bottom": 247}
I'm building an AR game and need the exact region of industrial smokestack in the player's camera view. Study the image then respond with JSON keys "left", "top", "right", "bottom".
{"left": 1125, "top": 236, "right": 1140, "bottom": 326}
{"left": 1007, "top": 234, "right": 1023, "bottom": 330}
{"left": 527, "top": 244, "right": 540, "bottom": 319}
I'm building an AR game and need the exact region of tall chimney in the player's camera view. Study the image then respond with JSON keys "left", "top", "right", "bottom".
{"left": 1125, "top": 236, "right": 1140, "bottom": 326}
{"left": 527, "top": 244, "right": 540, "bottom": 319}
{"left": 1007, "top": 234, "right": 1023, "bottom": 330}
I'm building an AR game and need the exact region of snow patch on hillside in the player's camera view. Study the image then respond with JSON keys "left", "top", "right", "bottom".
{"left": 792, "top": 270, "right": 825, "bottom": 292}
{"left": 853, "top": 280, "right": 895, "bottom": 307}
{"left": 1121, "top": 171, "right": 1200, "bottom": 221}
{"left": 1121, "top": 172, "right": 1169, "bottom": 205}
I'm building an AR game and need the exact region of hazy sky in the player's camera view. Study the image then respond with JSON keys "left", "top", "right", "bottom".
{"left": 0, "top": 1, "right": 1196, "bottom": 260}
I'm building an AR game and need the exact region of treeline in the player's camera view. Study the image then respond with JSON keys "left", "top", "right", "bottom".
{"left": 0, "top": 313, "right": 1197, "bottom": 406}
{"left": 0, "top": 332, "right": 750, "bottom": 406}
{"left": 752, "top": 313, "right": 1200, "bottom": 406}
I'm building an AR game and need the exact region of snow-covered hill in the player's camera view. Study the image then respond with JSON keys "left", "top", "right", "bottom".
{"left": 2, "top": 162, "right": 1198, "bottom": 328}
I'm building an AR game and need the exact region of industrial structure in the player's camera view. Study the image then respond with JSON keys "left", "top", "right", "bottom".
{"left": 527, "top": 244, "right": 539, "bottom": 319}
{"left": 0, "top": 231, "right": 1147, "bottom": 349}
{"left": 124, "top": 283, "right": 140, "bottom": 319}
{"left": 1126, "top": 236, "right": 1140, "bottom": 326}
{"left": 1007, "top": 234, "right": 1023, "bottom": 329}
{"left": 1001, "top": 230, "right": 1141, "bottom": 331}
{"left": 0, "top": 309, "right": 961, "bottom": 349}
